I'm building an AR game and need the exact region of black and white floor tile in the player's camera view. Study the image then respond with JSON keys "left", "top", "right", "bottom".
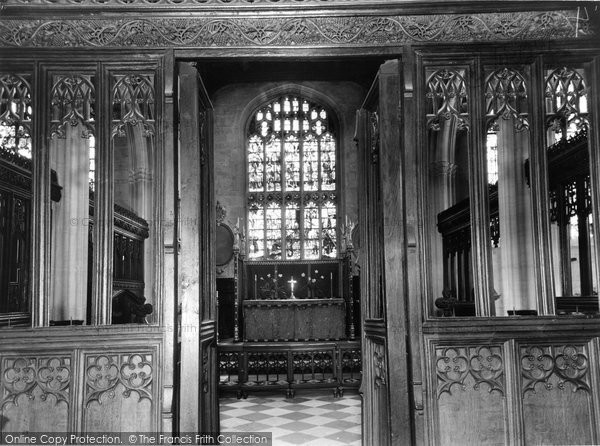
{"left": 220, "top": 392, "right": 361, "bottom": 446}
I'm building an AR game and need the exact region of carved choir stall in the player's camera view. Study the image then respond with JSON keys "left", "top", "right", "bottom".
{"left": 0, "top": 146, "right": 152, "bottom": 326}
{"left": 216, "top": 224, "right": 360, "bottom": 398}
{"left": 436, "top": 128, "right": 597, "bottom": 316}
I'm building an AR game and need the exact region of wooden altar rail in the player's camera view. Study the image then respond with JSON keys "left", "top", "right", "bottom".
{"left": 423, "top": 317, "right": 600, "bottom": 446}
{"left": 218, "top": 341, "right": 361, "bottom": 398}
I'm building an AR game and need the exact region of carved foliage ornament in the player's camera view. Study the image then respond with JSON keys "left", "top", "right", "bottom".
{"left": 485, "top": 67, "right": 529, "bottom": 132}
{"left": 0, "top": 11, "right": 589, "bottom": 48}
{"left": 85, "top": 353, "right": 153, "bottom": 406}
{"left": 521, "top": 344, "right": 590, "bottom": 395}
{"left": 1, "top": 356, "right": 71, "bottom": 409}
{"left": 373, "top": 343, "right": 387, "bottom": 388}
{"left": 426, "top": 68, "right": 469, "bottom": 131}
{"left": 435, "top": 345, "right": 504, "bottom": 398}
{"left": 50, "top": 74, "right": 95, "bottom": 139}
{"left": 368, "top": 110, "right": 379, "bottom": 164}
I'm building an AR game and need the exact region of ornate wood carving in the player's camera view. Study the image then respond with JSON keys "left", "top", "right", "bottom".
{"left": 0, "top": 0, "right": 489, "bottom": 4}
{"left": 1, "top": 356, "right": 71, "bottom": 408}
{"left": 201, "top": 350, "right": 209, "bottom": 394}
{"left": 485, "top": 67, "right": 528, "bottom": 131}
{"left": 218, "top": 341, "right": 359, "bottom": 397}
{"left": 520, "top": 344, "right": 590, "bottom": 395}
{"left": 429, "top": 160, "right": 458, "bottom": 178}
{"left": 84, "top": 353, "right": 153, "bottom": 406}
{"left": 545, "top": 66, "right": 589, "bottom": 133}
{"left": 426, "top": 68, "right": 469, "bottom": 131}
{"left": 0, "top": 11, "right": 590, "bottom": 48}
{"left": 0, "top": 73, "right": 32, "bottom": 135}
{"left": 369, "top": 110, "right": 379, "bottom": 164}
{"left": 435, "top": 345, "right": 504, "bottom": 398}
{"left": 49, "top": 74, "right": 95, "bottom": 139}
{"left": 111, "top": 73, "right": 155, "bottom": 138}
{"left": 373, "top": 343, "right": 387, "bottom": 388}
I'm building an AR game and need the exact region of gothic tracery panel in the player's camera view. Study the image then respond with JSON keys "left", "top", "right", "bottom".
{"left": 435, "top": 345, "right": 504, "bottom": 398}
{"left": 49, "top": 74, "right": 95, "bottom": 139}
{"left": 84, "top": 352, "right": 153, "bottom": 406}
{"left": 425, "top": 68, "right": 469, "bottom": 131}
{"left": 111, "top": 73, "right": 155, "bottom": 138}
{"left": 1, "top": 355, "right": 72, "bottom": 409}
{"left": 485, "top": 67, "right": 529, "bottom": 131}
{"left": 520, "top": 344, "right": 590, "bottom": 395}
{"left": 0, "top": 74, "right": 32, "bottom": 159}
{"left": 545, "top": 66, "right": 589, "bottom": 140}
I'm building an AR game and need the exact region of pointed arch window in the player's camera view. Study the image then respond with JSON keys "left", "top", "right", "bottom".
{"left": 247, "top": 95, "right": 337, "bottom": 260}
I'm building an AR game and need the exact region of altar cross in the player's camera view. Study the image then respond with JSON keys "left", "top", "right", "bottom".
{"left": 288, "top": 276, "right": 297, "bottom": 299}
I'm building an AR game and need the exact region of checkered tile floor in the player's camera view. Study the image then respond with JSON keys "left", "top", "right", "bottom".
{"left": 220, "top": 391, "right": 361, "bottom": 446}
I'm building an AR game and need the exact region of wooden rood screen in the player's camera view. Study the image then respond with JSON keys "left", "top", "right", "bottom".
{"left": 436, "top": 129, "right": 598, "bottom": 316}
{"left": 0, "top": 145, "right": 151, "bottom": 325}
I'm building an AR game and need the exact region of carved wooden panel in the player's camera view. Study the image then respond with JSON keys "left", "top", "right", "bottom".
{"left": 484, "top": 67, "right": 529, "bottom": 131}
{"left": 83, "top": 352, "right": 154, "bottom": 432}
{"left": 361, "top": 329, "right": 390, "bottom": 446}
{"left": 49, "top": 74, "right": 95, "bottom": 139}
{"left": 0, "top": 11, "right": 590, "bottom": 48}
{"left": 426, "top": 68, "right": 469, "bottom": 131}
{"left": 111, "top": 73, "right": 155, "bottom": 138}
{"left": 433, "top": 345, "right": 506, "bottom": 446}
{"left": 520, "top": 343, "right": 594, "bottom": 445}
{"left": 1, "top": 355, "right": 72, "bottom": 432}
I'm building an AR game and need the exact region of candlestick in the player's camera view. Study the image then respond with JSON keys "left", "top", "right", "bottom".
{"left": 330, "top": 272, "right": 333, "bottom": 297}
{"left": 288, "top": 276, "right": 297, "bottom": 299}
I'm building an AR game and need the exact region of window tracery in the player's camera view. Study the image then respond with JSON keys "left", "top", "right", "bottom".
{"left": 247, "top": 95, "right": 337, "bottom": 260}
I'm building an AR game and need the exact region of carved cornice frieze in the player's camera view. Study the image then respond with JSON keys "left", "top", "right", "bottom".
{"left": 84, "top": 353, "right": 153, "bottom": 406}
{"left": 520, "top": 344, "right": 590, "bottom": 395}
{"left": 0, "top": 11, "right": 590, "bottom": 48}
{"left": 0, "top": 0, "right": 415, "bottom": 4}
{"left": 1, "top": 356, "right": 71, "bottom": 409}
{"left": 435, "top": 345, "right": 504, "bottom": 398}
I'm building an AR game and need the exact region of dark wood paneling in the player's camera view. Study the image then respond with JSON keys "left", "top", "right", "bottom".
{"left": 0, "top": 327, "right": 163, "bottom": 434}
{"left": 424, "top": 320, "right": 600, "bottom": 445}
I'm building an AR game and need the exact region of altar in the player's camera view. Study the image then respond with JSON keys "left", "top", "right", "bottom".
{"left": 243, "top": 298, "right": 346, "bottom": 342}
{"left": 216, "top": 252, "right": 360, "bottom": 397}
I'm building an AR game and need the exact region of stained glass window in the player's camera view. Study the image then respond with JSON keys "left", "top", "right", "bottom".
{"left": 247, "top": 95, "right": 337, "bottom": 260}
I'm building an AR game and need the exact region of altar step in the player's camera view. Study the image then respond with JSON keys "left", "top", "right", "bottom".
{"left": 220, "top": 390, "right": 361, "bottom": 446}
{"left": 218, "top": 340, "right": 361, "bottom": 399}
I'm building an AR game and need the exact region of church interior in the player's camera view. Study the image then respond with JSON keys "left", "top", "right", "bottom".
{"left": 1, "top": 1, "right": 600, "bottom": 445}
